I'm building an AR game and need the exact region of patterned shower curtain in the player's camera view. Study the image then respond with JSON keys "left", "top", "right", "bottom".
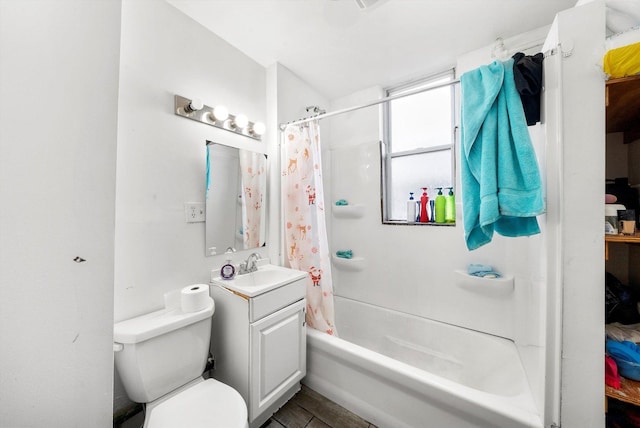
{"left": 239, "top": 150, "right": 266, "bottom": 249}
{"left": 282, "top": 121, "right": 336, "bottom": 335}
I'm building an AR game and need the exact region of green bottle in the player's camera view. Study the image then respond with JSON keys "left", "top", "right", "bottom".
{"left": 445, "top": 187, "right": 456, "bottom": 223}
{"left": 434, "top": 187, "right": 445, "bottom": 223}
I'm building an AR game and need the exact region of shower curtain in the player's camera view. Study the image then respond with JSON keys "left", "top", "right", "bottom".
{"left": 282, "top": 121, "right": 337, "bottom": 335}
{"left": 239, "top": 150, "right": 266, "bottom": 249}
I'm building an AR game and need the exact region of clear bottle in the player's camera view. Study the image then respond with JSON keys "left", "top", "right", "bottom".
{"left": 407, "top": 192, "right": 416, "bottom": 224}
{"left": 430, "top": 200, "right": 435, "bottom": 223}
{"left": 220, "top": 248, "right": 236, "bottom": 280}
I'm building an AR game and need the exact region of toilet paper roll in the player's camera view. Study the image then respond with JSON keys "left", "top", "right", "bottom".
{"left": 180, "top": 284, "right": 210, "bottom": 313}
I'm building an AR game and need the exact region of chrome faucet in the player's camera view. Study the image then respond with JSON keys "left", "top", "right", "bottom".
{"left": 238, "top": 253, "right": 260, "bottom": 275}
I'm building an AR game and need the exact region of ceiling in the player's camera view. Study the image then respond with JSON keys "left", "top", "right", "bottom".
{"left": 167, "top": 0, "right": 578, "bottom": 100}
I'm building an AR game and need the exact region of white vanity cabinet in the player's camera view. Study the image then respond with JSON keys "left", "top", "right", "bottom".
{"left": 209, "top": 270, "right": 308, "bottom": 428}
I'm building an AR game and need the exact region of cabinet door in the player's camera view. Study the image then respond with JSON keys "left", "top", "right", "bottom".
{"left": 249, "top": 299, "right": 306, "bottom": 420}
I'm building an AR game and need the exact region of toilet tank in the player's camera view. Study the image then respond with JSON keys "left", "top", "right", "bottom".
{"left": 114, "top": 298, "right": 215, "bottom": 403}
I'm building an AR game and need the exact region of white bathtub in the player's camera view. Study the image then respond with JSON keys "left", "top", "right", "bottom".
{"left": 304, "top": 297, "right": 542, "bottom": 428}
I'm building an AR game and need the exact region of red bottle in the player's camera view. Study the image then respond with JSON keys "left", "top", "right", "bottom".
{"left": 420, "top": 187, "right": 429, "bottom": 223}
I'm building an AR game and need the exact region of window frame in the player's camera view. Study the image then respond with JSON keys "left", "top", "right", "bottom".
{"left": 381, "top": 69, "right": 457, "bottom": 224}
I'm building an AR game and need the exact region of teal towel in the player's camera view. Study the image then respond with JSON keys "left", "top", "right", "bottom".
{"left": 336, "top": 250, "right": 353, "bottom": 259}
{"left": 335, "top": 199, "right": 349, "bottom": 206}
{"left": 467, "top": 263, "right": 501, "bottom": 278}
{"left": 460, "top": 59, "right": 544, "bottom": 251}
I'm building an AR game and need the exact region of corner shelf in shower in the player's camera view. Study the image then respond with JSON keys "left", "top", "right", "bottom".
{"left": 454, "top": 270, "right": 514, "bottom": 296}
{"left": 332, "top": 204, "right": 365, "bottom": 219}
{"left": 331, "top": 255, "right": 365, "bottom": 271}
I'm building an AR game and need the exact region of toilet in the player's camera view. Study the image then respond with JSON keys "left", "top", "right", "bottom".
{"left": 113, "top": 294, "right": 248, "bottom": 428}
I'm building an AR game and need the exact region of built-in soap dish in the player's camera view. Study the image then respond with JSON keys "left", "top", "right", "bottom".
{"left": 331, "top": 255, "right": 365, "bottom": 271}
{"left": 454, "top": 269, "right": 514, "bottom": 296}
{"left": 332, "top": 204, "right": 365, "bottom": 219}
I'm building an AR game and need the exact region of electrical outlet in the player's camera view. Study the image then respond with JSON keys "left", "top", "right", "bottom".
{"left": 184, "top": 202, "right": 205, "bottom": 223}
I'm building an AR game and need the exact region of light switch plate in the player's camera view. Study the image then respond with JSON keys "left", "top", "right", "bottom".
{"left": 184, "top": 202, "right": 205, "bottom": 223}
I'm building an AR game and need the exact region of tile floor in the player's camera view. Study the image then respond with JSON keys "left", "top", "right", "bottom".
{"left": 115, "top": 384, "right": 376, "bottom": 428}
{"left": 263, "top": 385, "right": 377, "bottom": 428}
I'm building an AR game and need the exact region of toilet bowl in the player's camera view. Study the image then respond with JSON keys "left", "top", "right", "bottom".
{"left": 113, "top": 291, "right": 248, "bottom": 427}
{"left": 145, "top": 377, "right": 247, "bottom": 428}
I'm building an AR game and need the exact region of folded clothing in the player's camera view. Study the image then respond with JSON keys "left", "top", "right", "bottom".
{"left": 512, "top": 52, "right": 544, "bottom": 126}
{"left": 467, "top": 263, "right": 501, "bottom": 278}
{"left": 607, "top": 340, "right": 640, "bottom": 362}
{"left": 606, "top": 272, "right": 640, "bottom": 324}
{"left": 607, "top": 339, "right": 640, "bottom": 380}
{"left": 606, "top": 355, "right": 621, "bottom": 389}
{"left": 336, "top": 250, "right": 353, "bottom": 259}
{"left": 606, "top": 323, "right": 640, "bottom": 343}
{"left": 335, "top": 199, "right": 349, "bottom": 206}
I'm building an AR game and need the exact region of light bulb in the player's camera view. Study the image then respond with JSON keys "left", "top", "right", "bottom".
{"left": 212, "top": 105, "right": 229, "bottom": 122}
{"left": 251, "top": 121, "right": 266, "bottom": 136}
{"left": 233, "top": 114, "right": 249, "bottom": 130}
{"left": 185, "top": 98, "right": 203, "bottom": 113}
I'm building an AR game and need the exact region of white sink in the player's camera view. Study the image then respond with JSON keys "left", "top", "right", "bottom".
{"left": 211, "top": 264, "right": 308, "bottom": 297}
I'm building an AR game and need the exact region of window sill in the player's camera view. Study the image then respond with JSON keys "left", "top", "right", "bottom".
{"left": 383, "top": 220, "right": 456, "bottom": 226}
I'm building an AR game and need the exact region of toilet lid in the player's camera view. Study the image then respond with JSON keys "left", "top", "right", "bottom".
{"left": 146, "top": 379, "right": 248, "bottom": 428}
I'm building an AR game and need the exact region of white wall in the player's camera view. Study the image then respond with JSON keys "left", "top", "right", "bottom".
{"left": 115, "top": 0, "right": 267, "bottom": 321}
{"left": 0, "top": 1, "right": 122, "bottom": 426}
{"left": 275, "top": 65, "right": 329, "bottom": 134}
{"left": 324, "top": 63, "right": 546, "bottom": 341}
{"left": 545, "top": 3, "right": 605, "bottom": 427}
{"left": 300, "top": 5, "right": 606, "bottom": 427}
{"left": 113, "top": 0, "right": 267, "bottom": 410}
{"left": 456, "top": 28, "right": 552, "bottom": 415}
{"left": 0, "top": 1, "right": 601, "bottom": 425}
{"left": 268, "top": 63, "right": 330, "bottom": 264}
{"left": 322, "top": 29, "right": 550, "bottom": 415}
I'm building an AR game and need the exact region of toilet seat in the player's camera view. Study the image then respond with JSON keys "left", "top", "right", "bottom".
{"left": 146, "top": 378, "right": 248, "bottom": 428}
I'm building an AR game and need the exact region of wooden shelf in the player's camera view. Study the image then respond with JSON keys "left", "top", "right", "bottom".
{"left": 604, "top": 69, "right": 640, "bottom": 413}
{"left": 605, "top": 232, "right": 640, "bottom": 260}
{"left": 606, "top": 75, "right": 640, "bottom": 141}
{"left": 607, "top": 376, "right": 640, "bottom": 407}
{"left": 605, "top": 233, "right": 640, "bottom": 244}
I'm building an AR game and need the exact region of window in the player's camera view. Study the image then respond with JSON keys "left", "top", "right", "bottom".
{"left": 381, "top": 70, "right": 456, "bottom": 223}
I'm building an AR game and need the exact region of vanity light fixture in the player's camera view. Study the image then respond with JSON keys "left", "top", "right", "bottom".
{"left": 174, "top": 95, "right": 264, "bottom": 141}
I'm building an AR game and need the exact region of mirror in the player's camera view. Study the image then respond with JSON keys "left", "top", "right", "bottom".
{"left": 206, "top": 142, "right": 267, "bottom": 256}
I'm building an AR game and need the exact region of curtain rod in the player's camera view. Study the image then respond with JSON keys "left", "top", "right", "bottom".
{"left": 278, "top": 79, "right": 460, "bottom": 130}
